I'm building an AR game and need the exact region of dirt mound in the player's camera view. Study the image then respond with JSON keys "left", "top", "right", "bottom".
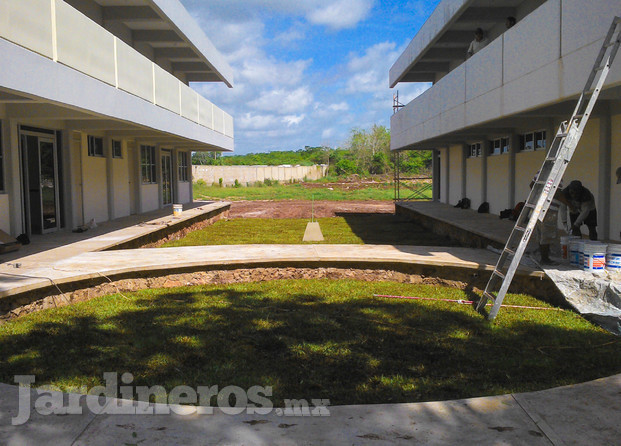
{"left": 229, "top": 200, "right": 394, "bottom": 219}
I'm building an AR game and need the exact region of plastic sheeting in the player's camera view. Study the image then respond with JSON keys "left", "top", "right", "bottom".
{"left": 541, "top": 264, "right": 621, "bottom": 335}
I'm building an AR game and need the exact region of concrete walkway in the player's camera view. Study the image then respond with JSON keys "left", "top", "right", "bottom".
{"left": 0, "top": 373, "right": 619, "bottom": 445}
{"left": 0, "top": 244, "right": 543, "bottom": 299}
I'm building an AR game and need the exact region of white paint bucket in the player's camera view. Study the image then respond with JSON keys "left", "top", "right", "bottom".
{"left": 561, "top": 235, "right": 580, "bottom": 261}
{"left": 607, "top": 244, "right": 621, "bottom": 272}
{"left": 569, "top": 240, "right": 582, "bottom": 267}
{"left": 173, "top": 204, "right": 183, "bottom": 218}
{"left": 583, "top": 242, "right": 607, "bottom": 272}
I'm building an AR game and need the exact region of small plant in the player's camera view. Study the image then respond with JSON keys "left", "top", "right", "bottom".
{"left": 195, "top": 179, "right": 206, "bottom": 187}
{"left": 234, "top": 179, "right": 241, "bottom": 188}
{"left": 218, "top": 178, "right": 223, "bottom": 187}
{"left": 264, "top": 178, "right": 273, "bottom": 186}
{"left": 254, "top": 181, "right": 264, "bottom": 187}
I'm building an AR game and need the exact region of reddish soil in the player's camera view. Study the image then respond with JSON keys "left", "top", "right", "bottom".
{"left": 229, "top": 200, "right": 395, "bottom": 219}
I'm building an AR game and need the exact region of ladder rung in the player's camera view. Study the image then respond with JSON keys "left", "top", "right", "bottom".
{"left": 524, "top": 203, "right": 536, "bottom": 209}
{"left": 504, "top": 248, "right": 515, "bottom": 256}
{"left": 483, "top": 291, "right": 496, "bottom": 302}
{"left": 492, "top": 270, "right": 506, "bottom": 280}
{"left": 515, "top": 226, "right": 526, "bottom": 232}
{"left": 545, "top": 156, "right": 557, "bottom": 161}
{"left": 556, "top": 132, "right": 568, "bottom": 138}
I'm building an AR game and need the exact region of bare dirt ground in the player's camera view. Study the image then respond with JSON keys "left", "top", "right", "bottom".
{"left": 229, "top": 200, "right": 395, "bottom": 219}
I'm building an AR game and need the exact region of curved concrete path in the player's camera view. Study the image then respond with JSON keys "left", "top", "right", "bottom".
{"left": 0, "top": 373, "right": 619, "bottom": 445}
{"left": 0, "top": 244, "right": 543, "bottom": 299}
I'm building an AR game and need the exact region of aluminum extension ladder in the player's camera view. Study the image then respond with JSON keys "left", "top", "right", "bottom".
{"left": 477, "top": 16, "right": 621, "bottom": 321}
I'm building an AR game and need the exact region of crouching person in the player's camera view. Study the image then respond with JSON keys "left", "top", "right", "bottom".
{"left": 560, "top": 180, "right": 598, "bottom": 241}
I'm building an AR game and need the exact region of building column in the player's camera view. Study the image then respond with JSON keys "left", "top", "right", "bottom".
{"left": 461, "top": 143, "right": 467, "bottom": 200}
{"left": 432, "top": 149, "right": 441, "bottom": 201}
{"left": 8, "top": 119, "right": 22, "bottom": 235}
{"left": 61, "top": 130, "right": 74, "bottom": 230}
{"left": 105, "top": 135, "right": 115, "bottom": 221}
{"left": 444, "top": 146, "right": 450, "bottom": 204}
{"left": 598, "top": 109, "right": 611, "bottom": 240}
{"left": 482, "top": 140, "right": 489, "bottom": 204}
{"left": 509, "top": 133, "right": 518, "bottom": 206}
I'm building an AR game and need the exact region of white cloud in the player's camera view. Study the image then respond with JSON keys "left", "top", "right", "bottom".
{"left": 283, "top": 114, "right": 306, "bottom": 126}
{"left": 307, "top": 0, "right": 374, "bottom": 30}
{"left": 249, "top": 87, "right": 313, "bottom": 114}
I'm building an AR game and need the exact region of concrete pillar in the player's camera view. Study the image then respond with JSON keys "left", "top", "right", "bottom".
{"left": 432, "top": 149, "right": 441, "bottom": 201}
{"left": 481, "top": 140, "right": 489, "bottom": 204}
{"left": 461, "top": 143, "right": 467, "bottom": 200}
{"left": 509, "top": 133, "right": 518, "bottom": 206}
{"left": 8, "top": 119, "right": 22, "bottom": 235}
{"left": 444, "top": 146, "right": 450, "bottom": 204}
{"left": 61, "top": 129, "right": 74, "bottom": 230}
{"left": 598, "top": 109, "right": 611, "bottom": 240}
{"left": 105, "top": 135, "right": 115, "bottom": 221}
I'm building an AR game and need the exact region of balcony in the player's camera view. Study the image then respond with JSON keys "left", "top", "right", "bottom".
{"left": 390, "top": 0, "right": 621, "bottom": 151}
{"left": 0, "top": 0, "right": 233, "bottom": 147}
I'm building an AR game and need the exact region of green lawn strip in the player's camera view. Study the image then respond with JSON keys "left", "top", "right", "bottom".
{"left": 161, "top": 215, "right": 456, "bottom": 247}
{"left": 192, "top": 182, "right": 402, "bottom": 201}
{"left": 1, "top": 279, "right": 619, "bottom": 406}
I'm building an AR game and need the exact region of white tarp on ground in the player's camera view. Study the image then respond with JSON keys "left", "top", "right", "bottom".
{"left": 540, "top": 264, "right": 621, "bottom": 335}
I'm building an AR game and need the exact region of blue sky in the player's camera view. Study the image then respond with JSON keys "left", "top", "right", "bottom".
{"left": 182, "top": 0, "right": 440, "bottom": 155}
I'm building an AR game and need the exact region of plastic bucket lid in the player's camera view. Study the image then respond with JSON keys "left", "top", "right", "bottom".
{"left": 583, "top": 243, "right": 607, "bottom": 254}
{"left": 608, "top": 244, "right": 621, "bottom": 254}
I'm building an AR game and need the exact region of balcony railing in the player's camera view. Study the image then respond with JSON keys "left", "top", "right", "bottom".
{"left": 0, "top": 0, "right": 233, "bottom": 138}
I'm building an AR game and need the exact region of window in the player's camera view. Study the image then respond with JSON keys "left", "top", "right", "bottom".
{"left": 520, "top": 130, "right": 546, "bottom": 151}
{"left": 178, "top": 152, "right": 189, "bottom": 182}
{"left": 112, "top": 140, "right": 122, "bottom": 159}
{"left": 88, "top": 135, "right": 104, "bottom": 157}
{"left": 490, "top": 137, "right": 510, "bottom": 155}
{"left": 468, "top": 142, "right": 482, "bottom": 158}
{"left": 141, "top": 145, "right": 157, "bottom": 184}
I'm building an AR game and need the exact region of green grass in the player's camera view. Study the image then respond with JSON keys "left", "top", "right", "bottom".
{"left": 1, "top": 279, "right": 619, "bottom": 406}
{"left": 161, "top": 215, "right": 456, "bottom": 247}
{"left": 193, "top": 182, "right": 400, "bottom": 201}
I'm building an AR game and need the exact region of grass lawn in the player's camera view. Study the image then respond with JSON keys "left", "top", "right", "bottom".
{"left": 161, "top": 215, "right": 456, "bottom": 247}
{"left": 193, "top": 182, "right": 400, "bottom": 201}
{"left": 1, "top": 280, "right": 619, "bottom": 406}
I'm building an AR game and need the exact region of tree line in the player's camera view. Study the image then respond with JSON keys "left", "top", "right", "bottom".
{"left": 192, "top": 124, "right": 432, "bottom": 177}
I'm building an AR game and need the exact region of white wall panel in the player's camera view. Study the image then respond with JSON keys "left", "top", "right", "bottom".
{"left": 502, "top": 61, "right": 560, "bottom": 117}
{"left": 56, "top": 0, "right": 115, "bottom": 86}
{"left": 116, "top": 38, "right": 154, "bottom": 102}
{"left": 180, "top": 84, "right": 199, "bottom": 122}
{"left": 465, "top": 88, "right": 501, "bottom": 127}
{"left": 141, "top": 184, "right": 159, "bottom": 212}
{"left": 486, "top": 154, "right": 510, "bottom": 214}
{"left": 112, "top": 155, "right": 130, "bottom": 219}
{"left": 448, "top": 145, "right": 463, "bottom": 206}
{"left": 177, "top": 181, "right": 191, "bottom": 204}
{"left": 198, "top": 97, "right": 214, "bottom": 130}
{"left": 503, "top": 0, "right": 560, "bottom": 85}
{"left": 154, "top": 64, "right": 181, "bottom": 114}
{"left": 224, "top": 113, "right": 234, "bottom": 138}
{"left": 561, "top": 0, "right": 621, "bottom": 56}
{"left": 437, "top": 64, "right": 466, "bottom": 112}
{"left": 82, "top": 150, "right": 109, "bottom": 224}
{"left": 465, "top": 157, "right": 482, "bottom": 211}
{"left": 466, "top": 38, "right": 502, "bottom": 101}
{"left": 213, "top": 108, "right": 224, "bottom": 134}
{"left": 514, "top": 150, "right": 545, "bottom": 205}
{"left": 0, "top": 0, "right": 53, "bottom": 59}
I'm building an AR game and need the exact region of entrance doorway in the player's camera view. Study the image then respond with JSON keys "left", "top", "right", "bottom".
{"left": 20, "top": 130, "right": 61, "bottom": 235}
{"left": 161, "top": 149, "right": 173, "bottom": 206}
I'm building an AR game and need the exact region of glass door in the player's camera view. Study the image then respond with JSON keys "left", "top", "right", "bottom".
{"left": 161, "top": 150, "right": 172, "bottom": 206}
{"left": 39, "top": 138, "right": 59, "bottom": 232}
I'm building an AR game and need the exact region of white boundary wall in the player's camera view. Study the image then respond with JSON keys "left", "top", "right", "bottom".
{"left": 192, "top": 165, "right": 328, "bottom": 186}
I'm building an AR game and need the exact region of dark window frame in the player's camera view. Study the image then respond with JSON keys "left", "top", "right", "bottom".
{"left": 87, "top": 135, "right": 104, "bottom": 157}
{"left": 468, "top": 142, "right": 482, "bottom": 158}
{"left": 112, "top": 140, "right": 122, "bottom": 159}
{"left": 178, "top": 152, "right": 189, "bottom": 182}
{"left": 141, "top": 145, "right": 157, "bottom": 184}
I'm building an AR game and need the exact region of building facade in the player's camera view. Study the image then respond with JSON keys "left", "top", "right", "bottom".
{"left": 0, "top": 0, "right": 234, "bottom": 237}
{"left": 390, "top": 0, "right": 621, "bottom": 241}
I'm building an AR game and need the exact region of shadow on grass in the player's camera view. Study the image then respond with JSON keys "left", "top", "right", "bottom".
{"left": 0, "top": 285, "right": 619, "bottom": 406}
{"left": 335, "top": 212, "right": 457, "bottom": 246}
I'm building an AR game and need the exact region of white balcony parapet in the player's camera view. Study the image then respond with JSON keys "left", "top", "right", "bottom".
{"left": 0, "top": 0, "right": 233, "bottom": 139}
{"left": 391, "top": 0, "right": 621, "bottom": 151}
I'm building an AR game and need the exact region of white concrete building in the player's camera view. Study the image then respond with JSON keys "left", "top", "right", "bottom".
{"left": 0, "top": 0, "right": 234, "bottom": 237}
{"left": 390, "top": 0, "right": 621, "bottom": 241}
